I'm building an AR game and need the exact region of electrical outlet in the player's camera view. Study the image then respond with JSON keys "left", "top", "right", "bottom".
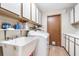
{"left": 52, "top": 41, "right": 56, "bottom": 45}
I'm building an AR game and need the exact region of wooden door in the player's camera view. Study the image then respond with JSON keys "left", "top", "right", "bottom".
{"left": 47, "top": 15, "right": 61, "bottom": 46}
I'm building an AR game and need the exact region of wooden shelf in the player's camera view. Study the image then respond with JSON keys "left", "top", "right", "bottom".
{"left": 28, "top": 19, "right": 42, "bottom": 27}
{"left": 0, "top": 7, "right": 19, "bottom": 19}
{"left": 0, "top": 7, "right": 28, "bottom": 23}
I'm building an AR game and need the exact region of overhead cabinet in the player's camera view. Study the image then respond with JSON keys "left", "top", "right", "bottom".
{"left": 23, "top": 3, "right": 30, "bottom": 20}
{"left": 70, "top": 4, "right": 79, "bottom": 24}
{"left": 70, "top": 7, "right": 75, "bottom": 24}
{"left": 0, "top": 3, "right": 42, "bottom": 26}
{"left": 1, "top": 3, "right": 21, "bottom": 15}
{"left": 35, "top": 7, "right": 39, "bottom": 23}
{"left": 31, "top": 3, "right": 42, "bottom": 24}
{"left": 32, "top": 3, "right": 36, "bottom": 22}
{"left": 38, "top": 10, "right": 42, "bottom": 24}
{"left": 75, "top": 4, "right": 79, "bottom": 23}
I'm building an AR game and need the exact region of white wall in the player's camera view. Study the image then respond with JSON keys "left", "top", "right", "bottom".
{"left": 42, "top": 12, "right": 47, "bottom": 32}
{"left": 61, "top": 9, "right": 75, "bottom": 46}
{"left": 42, "top": 8, "right": 79, "bottom": 46}
{"left": 61, "top": 9, "right": 76, "bottom": 34}
{"left": 0, "top": 15, "right": 27, "bottom": 41}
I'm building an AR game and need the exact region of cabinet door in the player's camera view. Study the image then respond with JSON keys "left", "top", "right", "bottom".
{"left": 66, "top": 39, "right": 68, "bottom": 52}
{"left": 32, "top": 3, "right": 36, "bottom": 22}
{"left": 23, "top": 3, "right": 30, "bottom": 20}
{"left": 75, "top": 4, "right": 79, "bottom": 23}
{"left": 62, "top": 34, "right": 66, "bottom": 48}
{"left": 70, "top": 8, "right": 75, "bottom": 24}
{"left": 76, "top": 39, "right": 79, "bottom": 56}
{"left": 76, "top": 45, "right": 79, "bottom": 56}
{"left": 35, "top": 7, "right": 39, "bottom": 23}
{"left": 69, "top": 37, "right": 74, "bottom": 56}
{"left": 1, "top": 3, "right": 21, "bottom": 15}
{"left": 35, "top": 6, "right": 42, "bottom": 24}
{"left": 38, "top": 10, "right": 42, "bottom": 24}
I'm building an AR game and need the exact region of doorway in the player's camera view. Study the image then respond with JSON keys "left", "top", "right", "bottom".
{"left": 47, "top": 14, "right": 61, "bottom": 46}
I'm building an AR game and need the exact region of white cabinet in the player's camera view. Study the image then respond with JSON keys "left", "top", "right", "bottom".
{"left": 69, "top": 37, "right": 74, "bottom": 56}
{"left": 75, "top": 4, "right": 79, "bottom": 23}
{"left": 23, "top": 3, "right": 30, "bottom": 20}
{"left": 35, "top": 7, "right": 39, "bottom": 23}
{"left": 38, "top": 10, "right": 42, "bottom": 24}
{"left": 70, "top": 4, "right": 79, "bottom": 24}
{"left": 66, "top": 36, "right": 69, "bottom": 52}
{"left": 70, "top": 41, "right": 74, "bottom": 56}
{"left": 65, "top": 36, "right": 69, "bottom": 52}
{"left": 31, "top": 3, "right": 42, "bottom": 24}
{"left": 35, "top": 6, "right": 42, "bottom": 24}
{"left": 75, "top": 39, "right": 79, "bottom": 56}
{"left": 70, "top": 8, "right": 75, "bottom": 24}
{"left": 66, "top": 38, "right": 68, "bottom": 52}
{"left": 62, "top": 35, "right": 66, "bottom": 47}
{"left": 63, "top": 34, "right": 79, "bottom": 56}
{"left": 1, "top": 3, "right": 21, "bottom": 15}
{"left": 76, "top": 44, "right": 79, "bottom": 56}
{"left": 32, "top": 3, "right": 36, "bottom": 22}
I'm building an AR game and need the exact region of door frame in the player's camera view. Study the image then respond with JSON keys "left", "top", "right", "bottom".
{"left": 47, "top": 14, "right": 61, "bottom": 46}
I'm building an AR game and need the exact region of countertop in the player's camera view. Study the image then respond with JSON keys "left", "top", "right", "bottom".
{"left": 64, "top": 33, "right": 79, "bottom": 39}
{"left": 0, "top": 37, "right": 38, "bottom": 47}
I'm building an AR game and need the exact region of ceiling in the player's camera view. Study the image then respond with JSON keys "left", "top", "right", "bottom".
{"left": 36, "top": 3, "right": 77, "bottom": 13}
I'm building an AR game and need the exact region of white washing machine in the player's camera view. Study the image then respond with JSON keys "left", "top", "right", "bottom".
{"left": 28, "top": 30, "right": 49, "bottom": 56}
